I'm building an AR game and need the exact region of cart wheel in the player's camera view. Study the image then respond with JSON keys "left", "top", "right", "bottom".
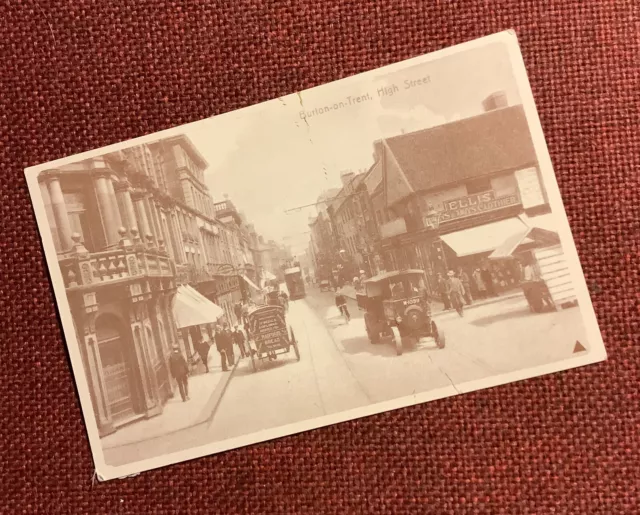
{"left": 290, "top": 327, "right": 300, "bottom": 361}
{"left": 250, "top": 346, "right": 257, "bottom": 372}
{"left": 391, "top": 326, "right": 403, "bottom": 356}
{"left": 432, "top": 321, "right": 445, "bottom": 349}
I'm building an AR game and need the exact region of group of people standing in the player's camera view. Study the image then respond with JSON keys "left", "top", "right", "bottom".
{"left": 436, "top": 265, "right": 497, "bottom": 317}
{"left": 206, "top": 323, "right": 250, "bottom": 372}
{"left": 167, "top": 322, "right": 252, "bottom": 403}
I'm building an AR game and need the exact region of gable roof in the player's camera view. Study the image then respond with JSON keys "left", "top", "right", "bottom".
{"left": 384, "top": 105, "right": 537, "bottom": 196}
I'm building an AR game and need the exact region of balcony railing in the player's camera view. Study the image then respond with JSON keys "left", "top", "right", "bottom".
{"left": 59, "top": 245, "right": 174, "bottom": 290}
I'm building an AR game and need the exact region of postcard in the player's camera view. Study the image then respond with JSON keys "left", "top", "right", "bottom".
{"left": 25, "top": 30, "right": 606, "bottom": 480}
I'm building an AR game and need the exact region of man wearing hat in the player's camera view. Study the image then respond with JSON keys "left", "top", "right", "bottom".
{"left": 215, "top": 323, "right": 234, "bottom": 371}
{"left": 445, "top": 270, "right": 466, "bottom": 317}
{"left": 168, "top": 344, "right": 190, "bottom": 402}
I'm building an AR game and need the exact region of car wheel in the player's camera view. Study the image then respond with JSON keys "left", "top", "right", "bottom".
{"left": 391, "top": 326, "right": 403, "bottom": 355}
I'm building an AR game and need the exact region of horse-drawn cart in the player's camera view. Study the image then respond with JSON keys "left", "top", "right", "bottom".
{"left": 247, "top": 304, "right": 300, "bottom": 371}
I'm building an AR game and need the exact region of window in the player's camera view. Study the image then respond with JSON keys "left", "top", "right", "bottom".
{"left": 466, "top": 177, "right": 492, "bottom": 194}
{"left": 63, "top": 188, "right": 95, "bottom": 251}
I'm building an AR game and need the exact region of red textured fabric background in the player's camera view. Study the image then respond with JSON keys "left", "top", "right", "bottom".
{"left": 2, "top": 1, "right": 639, "bottom": 513}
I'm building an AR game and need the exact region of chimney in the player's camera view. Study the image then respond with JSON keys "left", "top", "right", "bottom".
{"left": 482, "top": 91, "right": 508, "bottom": 112}
{"left": 340, "top": 170, "right": 355, "bottom": 187}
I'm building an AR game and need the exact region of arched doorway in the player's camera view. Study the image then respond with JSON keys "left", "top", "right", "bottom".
{"left": 96, "top": 314, "right": 135, "bottom": 422}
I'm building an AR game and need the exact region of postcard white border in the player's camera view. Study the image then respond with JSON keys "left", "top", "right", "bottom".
{"left": 25, "top": 30, "right": 606, "bottom": 481}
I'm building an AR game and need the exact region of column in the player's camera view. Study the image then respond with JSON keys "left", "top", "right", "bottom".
{"left": 115, "top": 181, "right": 138, "bottom": 235}
{"left": 46, "top": 175, "right": 74, "bottom": 251}
{"left": 70, "top": 297, "right": 115, "bottom": 436}
{"left": 129, "top": 302, "right": 161, "bottom": 417}
{"left": 132, "top": 192, "right": 152, "bottom": 245}
{"left": 94, "top": 173, "right": 120, "bottom": 246}
{"left": 106, "top": 178, "right": 124, "bottom": 232}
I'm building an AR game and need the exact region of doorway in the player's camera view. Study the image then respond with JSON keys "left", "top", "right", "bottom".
{"left": 96, "top": 314, "right": 136, "bottom": 422}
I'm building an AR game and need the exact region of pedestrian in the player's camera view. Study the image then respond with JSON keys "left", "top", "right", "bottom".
{"left": 215, "top": 324, "right": 233, "bottom": 371}
{"left": 335, "top": 287, "right": 350, "bottom": 322}
{"left": 279, "top": 290, "right": 289, "bottom": 311}
{"left": 233, "top": 325, "right": 247, "bottom": 358}
{"left": 523, "top": 259, "right": 555, "bottom": 312}
{"left": 197, "top": 338, "right": 211, "bottom": 373}
{"left": 241, "top": 301, "right": 249, "bottom": 324}
{"left": 481, "top": 265, "right": 497, "bottom": 297}
{"left": 457, "top": 267, "right": 473, "bottom": 305}
{"left": 446, "top": 270, "right": 466, "bottom": 317}
{"left": 168, "top": 344, "right": 190, "bottom": 401}
{"left": 472, "top": 268, "right": 487, "bottom": 299}
{"left": 233, "top": 302, "right": 243, "bottom": 326}
{"left": 222, "top": 323, "right": 235, "bottom": 367}
{"left": 437, "top": 272, "right": 451, "bottom": 310}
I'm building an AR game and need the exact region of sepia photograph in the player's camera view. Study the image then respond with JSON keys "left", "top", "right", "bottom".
{"left": 25, "top": 31, "right": 606, "bottom": 480}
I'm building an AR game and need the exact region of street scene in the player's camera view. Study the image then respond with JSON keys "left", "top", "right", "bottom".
{"left": 26, "top": 33, "right": 604, "bottom": 478}
{"left": 101, "top": 277, "right": 586, "bottom": 466}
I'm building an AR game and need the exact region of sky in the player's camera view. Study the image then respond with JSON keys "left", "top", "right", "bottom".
{"left": 187, "top": 41, "right": 521, "bottom": 257}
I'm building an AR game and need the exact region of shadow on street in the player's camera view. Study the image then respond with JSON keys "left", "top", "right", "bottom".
{"left": 470, "top": 306, "right": 537, "bottom": 327}
{"left": 233, "top": 356, "right": 296, "bottom": 377}
{"left": 340, "top": 335, "right": 441, "bottom": 357}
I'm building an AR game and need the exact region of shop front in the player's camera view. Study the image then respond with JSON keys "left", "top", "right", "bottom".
{"left": 438, "top": 216, "right": 531, "bottom": 295}
{"left": 172, "top": 285, "right": 225, "bottom": 368}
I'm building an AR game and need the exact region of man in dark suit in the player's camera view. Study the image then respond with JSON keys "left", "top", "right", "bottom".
{"left": 168, "top": 344, "right": 190, "bottom": 402}
{"left": 216, "top": 323, "right": 234, "bottom": 371}
{"left": 233, "top": 325, "right": 247, "bottom": 358}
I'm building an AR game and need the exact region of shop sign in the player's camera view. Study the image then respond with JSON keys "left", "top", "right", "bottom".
{"left": 515, "top": 167, "right": 545, "bottom": 209}
{"left": 430, "top": 191, "right": 521, "bottom": 224}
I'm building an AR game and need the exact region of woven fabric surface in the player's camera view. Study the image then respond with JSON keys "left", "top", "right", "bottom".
{"left": 2, "top": 1, "right": 639, "bottom": 513}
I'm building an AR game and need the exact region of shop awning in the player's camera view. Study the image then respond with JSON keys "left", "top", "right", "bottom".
{"left": 241, "top": 274, "right": 262, "bottom": 292}
{"left": 440, "top": 217, "right": 529, "bottom": 257}
{"left": 172, "top": 285, "right": 224, "bottom": 329}
{"left": 489, "top": 227, "right": 561, "bottom": 260}
{"left": 518, "top": 212, "right": 558, "bottom": 232}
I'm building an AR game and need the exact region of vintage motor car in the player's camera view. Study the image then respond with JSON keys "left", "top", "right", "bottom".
{"left": 319, "top": 280, "right": 332, "bottom": 292}
{"left": 356, "top": 269, "right": 445, "bottom": 355}
{"left": 246, "top": 303, "right": 300, "bottom": 371}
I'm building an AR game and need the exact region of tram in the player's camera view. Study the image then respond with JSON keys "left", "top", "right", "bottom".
{"left": 284, "top": 266, "right": 306, "bottom": 300}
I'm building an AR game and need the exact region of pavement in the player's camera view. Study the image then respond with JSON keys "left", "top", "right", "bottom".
{"left": 102, "top": 282, "right": 589, "bottom": 466}
{"left": 101, "top": 354, "right": 239, "bottom": 451}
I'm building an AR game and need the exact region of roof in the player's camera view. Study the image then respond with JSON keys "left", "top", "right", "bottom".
{"left": 364, "top": 160, "right": 383, "bottom": 196}
{"left": 489, "top": 227, "right": 560, "bottom": 259}
{"left": 330, "top": 173, "right": 366, "bottom": 214}
{"left": 364, "top": 269, "right": 425, "bottom": 283}
{"left": 247, "top": 304, "right": 283, "bottom": 316}
{"left": 163, "top": 134, "right": 209, "bottom": 170}
{"left": 384, "top": 105, "right": 537, "bottom": 196}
